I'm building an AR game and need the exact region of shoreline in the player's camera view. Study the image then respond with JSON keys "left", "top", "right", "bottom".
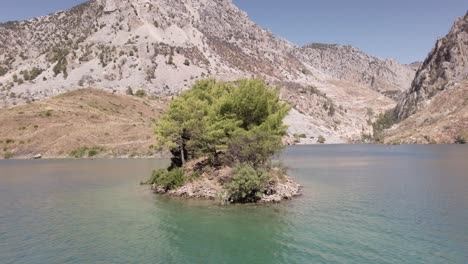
{"left": 1, "top": 143, "right": 463, "bottom": 161}
{"left": 151, "top": 172, "right": 302, "bottom": 204}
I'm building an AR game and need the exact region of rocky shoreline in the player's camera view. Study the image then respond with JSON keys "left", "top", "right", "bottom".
{"left": 151, "top": 173, "right": 301, "bottom": 204}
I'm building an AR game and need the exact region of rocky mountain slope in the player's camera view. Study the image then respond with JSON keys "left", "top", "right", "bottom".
{"left": 386, "top": 13, "right": 468, "bottom": 143}
{"left": 295, "top": 44, "right": 415, "bottom": 98}
{"left": 0, "top": 0, "right": 417, "bottom": 143}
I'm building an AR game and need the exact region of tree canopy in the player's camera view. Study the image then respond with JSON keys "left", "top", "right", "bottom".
{"left": 155, "top": 79, "right": 290, "bottom": 168}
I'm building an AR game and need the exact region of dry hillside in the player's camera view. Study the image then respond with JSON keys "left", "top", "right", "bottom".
{"left": 0, "top": 89, "right": 168, "bottom": 159}
{"left": 386, "top": 14, "right": 468, "bottom": 144}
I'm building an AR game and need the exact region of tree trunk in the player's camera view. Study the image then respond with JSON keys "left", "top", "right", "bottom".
{"left": 180, "top": 140, "right": 186, "bottom": 166}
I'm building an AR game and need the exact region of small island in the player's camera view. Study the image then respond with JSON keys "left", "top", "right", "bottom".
{"left": 146, "top": 79, "right": 300, "bottom": 203}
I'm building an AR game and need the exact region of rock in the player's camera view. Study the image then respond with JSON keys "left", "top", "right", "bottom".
{"left": 395, "top": 14, "right": 468, "bottom": 121}
{"left": 386, "top": 14, "right": 468, "bottom": 144}
{"left": 260, "top": 176, "right": 301, "bottom": 203}
{"left": 151, "top": 183, "right": 166, "bottom": 194}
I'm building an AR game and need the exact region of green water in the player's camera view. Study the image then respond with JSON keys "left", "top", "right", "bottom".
{"left": 0, "top": 145, "right": 467, "bottom": 263}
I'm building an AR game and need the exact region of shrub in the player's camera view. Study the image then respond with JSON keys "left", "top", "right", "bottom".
{"left": 70, "top": 147, "right": 88, "bottom": 158}
{"left": 372, "top": 110, "right": 397, "bottom": 143}
{"left": 4, "top": 151, "right": 13, "bottom": 159}
{"left": 183, "top": 59, "right": 190, "bottom": 66}
{"left": 225, "top": 164, "right": 269, "bottom": 203}
{"left": 22, "top": 67, "right": 43, "bottom": 81}
{"left": 70, "top": 146, "right": 104, "bottom": 158}
{"left": 147, "top": 168, "right": 185, "bottom": 191}
{"left": 39, "top": 110, "right": 52, "bottom": 117}
{"left": 49, "top": 48, "right": 69, "bottom": 78}
{"left": 135, "top": 89, "right": 147, "bottom": 97}
{"left": 328, "top": 104, "right": 336, "bottom": 116}
{"left": 167, "top": 54, "right": 174, "bottom": 65}
{"left": 294, "top": 133, "right": 307, "bottom": 139}
{"left": 317, "top": 135, "right": 326, "bottom": 144}
{"left": 454, "top": 135, "right": 466, "bottom": 144}
{"left": 0, "top": 66, "right": 8, "bottom": 77}
{"left": 126, "top": 87, "right": 134, "bottom": 95}
{"left": 88, "top": 148, "right": 100, "bottom": 157}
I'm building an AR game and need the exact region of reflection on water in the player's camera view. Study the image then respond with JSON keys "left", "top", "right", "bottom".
{"left": 0, "top": 145, "right": 467, "bottom": 263}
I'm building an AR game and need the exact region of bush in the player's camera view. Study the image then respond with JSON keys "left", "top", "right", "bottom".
{"left": 147, "top": 168, "right": 185, "bottom": 191}
{"left": 4, "top": 151, "right": 13, "bottom": 159}
{"left": 126, "top": 87, "right": 134, "bottom": 95}
{"left": 22, "top": 67, "right": 44, "bottom": 81}
{"left": 167, "top": 55, "right": 174, "bottom": 65}
{"left": 39, "top": 110, "right": 52, "bottom": 117}
{"left": 317, "top": 135, "right": 326, "bottom": 144}
{"left": 70, "top": 146, "right": 105, "bottom": 158}
{"left": 0, "top": 66, "right": 8, "bottom": 77}
{"left": 294, "top": 133, "right": 307, "bottom": 139}
{"left": 225, "top": 164, "right": 269, "bottom": 203}
{"left": 454, "top": 135, "right": 466, "bottom": 144}
{"left": 372, "top": 110, "right": 397, "bottom": 143}
{"left": 135, "top": 89, "right": 147, "bottom": 97}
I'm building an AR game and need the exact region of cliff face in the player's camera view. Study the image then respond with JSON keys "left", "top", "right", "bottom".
{"left": 386, "top": 14, "right": 468, "bottom": 144}
{"left": 0, "top": 0, "right": 417, "bottom": 143}
{"left": 395, "top": 14, "right": 468, "bottom": 121}
{"left": 296, "top": 44, "right": 416, "bottom": 98}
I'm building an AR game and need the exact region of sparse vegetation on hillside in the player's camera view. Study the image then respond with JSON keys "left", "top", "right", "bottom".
{"left": 372, "top": 110, "right": 397, "bottom": 143}
{"left": 20, "top": 67, "right": 44, "bottom": 81}
{"left": 0, "top": 89, "right": 169, "bottom": 159}
{"left": 70, "top": 146, "right": 105, "bottom": 158}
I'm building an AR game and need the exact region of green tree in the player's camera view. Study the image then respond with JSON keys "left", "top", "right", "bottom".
{"left": 156, "top": 79, "right": 289, "bottom": 168}
{"left": 372, "top": 110, "right": 396, "bottom": 143}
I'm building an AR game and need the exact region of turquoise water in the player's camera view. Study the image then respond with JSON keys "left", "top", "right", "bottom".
{"left": 0, "top": 145, "right": 467, "bottom": 263}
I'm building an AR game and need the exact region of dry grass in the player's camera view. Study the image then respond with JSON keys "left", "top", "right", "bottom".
{"left": 0, "top": 89, "right": 169, "bottom": 159}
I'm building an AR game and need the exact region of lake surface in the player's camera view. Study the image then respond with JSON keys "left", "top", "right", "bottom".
{"left": 0, "top": 145, "right": 467, "bottom": 264}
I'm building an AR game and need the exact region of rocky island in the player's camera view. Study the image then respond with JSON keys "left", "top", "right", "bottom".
{"left": 146, "top": 79, "right": 301, "bottom": 203}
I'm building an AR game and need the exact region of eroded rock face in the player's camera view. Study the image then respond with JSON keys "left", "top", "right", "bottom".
{"left": 101, "top": 0, "right": 118, "bottom": 13}
{"left": 296, "top": 44, "right": 416, "bottom": 95}
{"left": 395, "top": 14, "right": 468, "bottom": 121}
{"left": 385, "top": 14, "right": 468, "bottom": 144}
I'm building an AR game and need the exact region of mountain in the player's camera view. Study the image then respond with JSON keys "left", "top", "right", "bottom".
{"left": 295, "top": 43, "right": 416, "bottom": 98}
{"left": 386, "top": 13, "right": 468, "bottom": 143}
{"left": 0, "top": 0, "right": 417, "bottom": 144}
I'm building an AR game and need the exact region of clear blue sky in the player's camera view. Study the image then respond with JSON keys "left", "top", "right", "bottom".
{"left": 1, "top": 0, "right": 466, "bottom": 64}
